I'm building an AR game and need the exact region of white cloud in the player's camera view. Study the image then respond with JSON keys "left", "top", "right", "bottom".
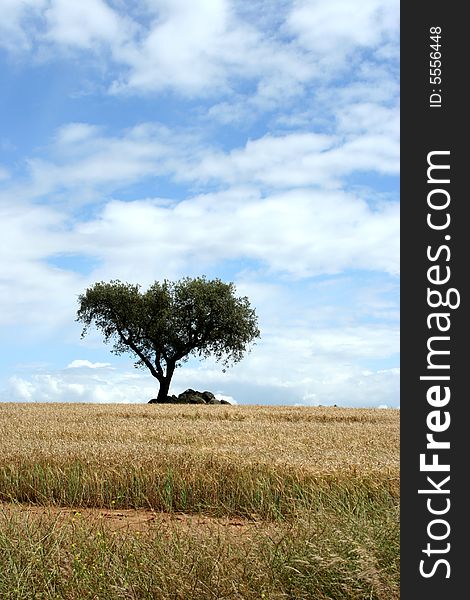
{"left": 0, "top": 263, "right": 82, "bottom": 331}
{"left": 15, "top": 122, "right": 393, "bottom": 199}
{"left": 7, "top": 376, "right": 35, "bottom": 401}
{"left": 44, "top": 0, "right": 134, "bottom": 49}
{"left": 215, "top": 393, "right": 236, "bottom": 405}
{"left": 66, "top": 359, "right": 112, "bottom": 369}
{"left": 55, "top": 123, "right": 102, "bottom": 145}
{"left": 3, "top": 369, "right": 154, "bottom": 404}
{"left": 1, "top": 359, "right": 398, "bottom": 407}
{"left": 71, "top": 189, "right": 398, "bottom": 279}
{"left": 186, "top": 131, "right": 398, "bottom": 187}
{"left": 4, "top": 123, "right": 194, "bottom": 205}
{"left": 109, "top": 0, "right": 313, "bottom": 97}
{"left": 0, "top": 201, "right": 85, "bottom": 330}
{"left": 113, "top": 0, "right": 236, "bottom": 93}
{"left": 335, "top": 102, "right": 399, "bottom": 137}
{"left": 0, "top": 0, "right": 47, "bottom": 52}
{"left": 287, "top": 0, "right": 399, "bottom": 64}
{"left": 0, "top": 202, "right": 65, "bottom": 262}
{"left": 0, "top": 0, "right": 399, "bottom": 115}
{"left": 1, "top": 118, "right": 398, "bottom": 223}
{"left": 223, "top": 325, "right": 398, "bottom": 391}
{"left": 297, "top": 367, "right": 400, "bottom": 407}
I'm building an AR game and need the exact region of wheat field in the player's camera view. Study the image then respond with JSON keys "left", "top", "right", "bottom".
{"left": 0, "top": 403, "right": 400, "bottom": 599}
{"left": 0, "top": 403, "right": 399, "bottom": 469}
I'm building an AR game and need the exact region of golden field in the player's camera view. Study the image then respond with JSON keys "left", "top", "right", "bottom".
{"left": 0, "top": 403, "right": 400, "bottom": 599}
{"left": 0, "top": 403, "right": 399, "bottom": 468}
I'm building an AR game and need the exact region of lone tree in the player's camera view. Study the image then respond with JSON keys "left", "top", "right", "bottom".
{"left": 76, "top": 276, "right": 260, "bottom": 403}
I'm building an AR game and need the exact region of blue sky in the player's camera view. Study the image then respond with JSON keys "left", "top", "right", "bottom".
{"left": 0, "top": 0, "right": 399, "bottom": 407}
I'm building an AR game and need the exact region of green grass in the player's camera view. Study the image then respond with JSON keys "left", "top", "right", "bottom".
{"left": 0, "top": 458, "right": 398, "bottom": 520}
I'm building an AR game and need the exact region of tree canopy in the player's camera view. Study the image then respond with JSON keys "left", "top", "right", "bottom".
{"left": 76, "top": 276, "right": 260, "bottom": 402}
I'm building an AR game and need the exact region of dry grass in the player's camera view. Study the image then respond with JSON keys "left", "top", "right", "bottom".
{"left": 0, "top": 403, "right": 400, "bottom": 599}
{"left": 0, "top": 499, "right": 400, "bottom": 600}
{"left": 0, "top": 403, "right": 398, "bottom": 471}
{"left": 0, "top": 403, "right": 399, "bottom": 515}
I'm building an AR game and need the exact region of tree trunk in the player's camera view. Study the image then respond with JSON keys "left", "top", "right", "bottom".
{"left": 156, "top": 377, "right": 171, "bottom": 403}
{"left": 155, "top": 361, "right": 175, "bottom": 403}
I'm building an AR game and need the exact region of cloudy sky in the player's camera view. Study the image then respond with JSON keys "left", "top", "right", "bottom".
{"left": 0, "top": 0, "right": 399, "bottom": 407}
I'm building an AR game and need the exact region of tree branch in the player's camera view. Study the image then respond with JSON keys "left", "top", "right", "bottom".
{"left": 154, "top": 351, "right": 164, "bottom": 379}
{"left": 116, "top": 325, "right": 161, "bottom": 381}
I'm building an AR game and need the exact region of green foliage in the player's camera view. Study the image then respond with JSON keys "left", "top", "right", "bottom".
{"left": 76, "top": 277, "right": 260, "bottom": 396}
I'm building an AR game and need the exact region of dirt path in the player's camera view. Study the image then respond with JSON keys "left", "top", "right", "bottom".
{"left": 0, "top": 502, "right": 261, "bottom": 534}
